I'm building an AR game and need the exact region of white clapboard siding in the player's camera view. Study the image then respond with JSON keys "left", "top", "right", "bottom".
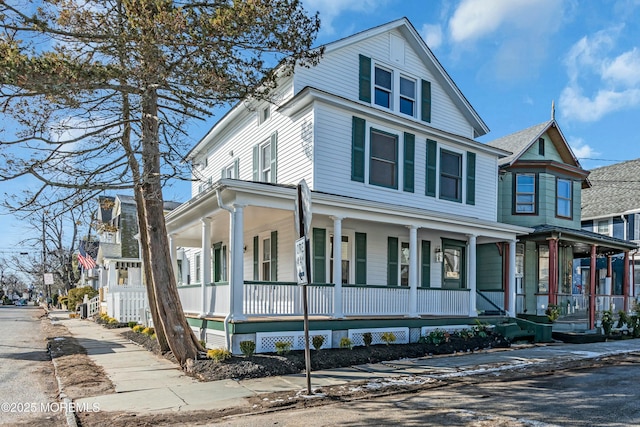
{"left": 294, "top": 28, "right": 472, "bottom": 138}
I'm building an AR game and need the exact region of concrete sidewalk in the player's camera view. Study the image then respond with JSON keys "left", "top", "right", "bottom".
{"left": 49, "top": 312, "right": 640, "bottom": 419}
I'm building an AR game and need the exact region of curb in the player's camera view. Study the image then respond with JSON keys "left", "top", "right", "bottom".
{"left": 47, "top": 316, "right": 79, "bottom": 427}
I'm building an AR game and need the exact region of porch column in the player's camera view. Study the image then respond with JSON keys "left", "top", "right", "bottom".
{"left": 624, "top": 251, "right": 630, "bottom": 311}
{"left": 331, "top": 216, "right": 344, "bottom": 319}
{"left": 468, "top": 234, "right": 477, "bottom": 317}
{"left": 200, "top": 218, "right": 212, "bottom": 317}
{"left": 108, "top": 261, "right": 117, "bottom": 288}
{"left": 229, "top": 204, "right": 246, "bottom": 321}
{"left": 548, "top": 238, "right": 558, "bottom": 306}
{"left": 169, "top": 234, "right": 178, "bottom": 284}
{"left": 589, "top": 245, "right": 597, "bottom": 329}
{"left": 508, "top": 239, "right": 517, "bottom": 317}
{"left": 408, "top": 225, "right": 419, "bottom": 317}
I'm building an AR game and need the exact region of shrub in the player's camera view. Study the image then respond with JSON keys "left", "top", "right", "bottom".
{"left": 380, "top": 332, "right": 396, "bottom": 346}
{"left": 617, "top": 310, "right": 629, "bottom": 329}
{"left": 601, "top": 309, "right": 614, "bottom": 336}
{"left": 142, "top": 327, "right": 155, "bottom": 336}
{"left": 199, "top": 339, "right": 206, "bottom": 348}
{"left": 128, "top": 321, "right": 138, "bottom": 328}
{"left": 207, "top": 348, "right": 231, "bottom": 362}
{"left": 422, "top": 329, "right": 450, "bottom": 345}
{"left": 362, "top": 332, "right": 373, "bottom": 347}
{"left": 132, "top": 325, "right": 145, "bottom": 333}
{"left": 274, "top": 341, "right": 292, "bottom": 355}
{"left": 311, "top": 335, "right": 325, "bottom": 351}
{"left": 339, "top": 337, "right": 353, "bottom": 350}
{"left": 67, "top": 286, "right": 98, "bottom": 311}
{"left": 108, "top": 318, "right": 120, "bottom": 325}
{"left": 239, "top": 340, "right": 256, "bottom": 357}
{"left": 545, "top": 305, "right": 560, "bottom": 322}
{"left": 68, "top": 313, "right": 78, "bottom": 319}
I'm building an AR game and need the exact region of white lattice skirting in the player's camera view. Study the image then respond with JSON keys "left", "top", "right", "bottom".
{"left": 255, "top": 330, "right": 333, "bottom": 353}
{"left": 348, "top": 327, "right": 410, "bottom": 346}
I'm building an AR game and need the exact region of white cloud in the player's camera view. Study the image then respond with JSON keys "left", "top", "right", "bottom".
{"left": 420, "top": 24, "right": 443, "bottom": 50}
{"left": 446, "top": 0, "right": 564, "bottom": 81}
{"left": 568, "top": 137, "right": 599, "bottom": 160}
{"left": 448, "top": 0, "right": 561, "bottom": 43}
{"left": 303, "top": 0, "right": 386, "bottom": 36}
{"left": 560, "top": 26, "right": 640, "bottom": 122}
{"left": 602, "top": 47, "right": 640, "bottom": 87}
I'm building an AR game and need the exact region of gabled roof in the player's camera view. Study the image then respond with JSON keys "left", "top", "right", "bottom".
{"left": 323, "top": 17, "right": 489, "bottom": 138}
{"left": 486, "top": 119, "right": 581, "bottom": 168}
{"left": 581, "top": 158, "right": 640, "bottom": 220}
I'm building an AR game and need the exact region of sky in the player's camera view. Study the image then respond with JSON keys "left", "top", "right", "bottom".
{"left": 2, "top": 0, "right": 640, "bottom": 264}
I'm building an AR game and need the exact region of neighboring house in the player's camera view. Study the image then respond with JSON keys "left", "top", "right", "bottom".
{"left": 95, "top": 194, "right": 180, "bottom": 323}
{"left": 581, "top": 159, "right": 640, "bottom": 301}
{"left": 486, "top": 117, "right": 637, "bottom": 329}
{"left": 165, "top": 18, "right": 530, "bottom": 354}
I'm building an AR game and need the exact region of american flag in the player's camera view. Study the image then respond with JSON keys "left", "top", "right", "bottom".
{"left": 78, "top": 241, "right": 97, "bottom": 270}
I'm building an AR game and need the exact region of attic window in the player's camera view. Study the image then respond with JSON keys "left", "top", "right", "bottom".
{"left": 538, "top": 138, "right": 545, "bottom": 156}
{"left": 258, "top": 105, "right": 270, "bottom": 125}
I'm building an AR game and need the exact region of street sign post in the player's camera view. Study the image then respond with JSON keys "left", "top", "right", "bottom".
{"left": 296, "top": 179, "right": 313, "bottom": 395}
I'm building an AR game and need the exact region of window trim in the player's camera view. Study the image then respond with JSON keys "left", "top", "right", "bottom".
{"left": 556, "top": 177, "right": 573, "bottom": 219}
{"left": 439, "top": 149, "right": 463, "bottom": 203}
{"left": 260, "top": 140, "right": 271, "bottom": 183}
{"left": 368, "top": 127, "right": 399, "bottom": 190}
{"left": 258, "top": 105, "right": 270, "bottom": 125}
{"left": 514, "top": 173, "right": 538, "bottom": 215}
{"left": 399, "top": 75, "right": 416, "bottom": 117}
{"left": 373, "top": 65, "right": 392, "bottom": 109}
{"left": 329, "top": 232, "right": 354, "bottom": 285}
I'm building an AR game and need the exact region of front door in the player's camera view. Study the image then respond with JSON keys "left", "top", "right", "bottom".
{"left": 443, "top": 240, "right": 466, "bottom": 289}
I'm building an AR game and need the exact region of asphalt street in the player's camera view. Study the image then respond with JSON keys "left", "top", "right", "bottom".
{"left": 0, "top": 305, "right": 65, "bottom": 426}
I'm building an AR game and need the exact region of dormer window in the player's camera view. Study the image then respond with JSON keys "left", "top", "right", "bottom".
{"left": 538, "top": 138, "right": 545, "bottom": 156}
{"left": 399, "top": 76, "right": 415, "bottom": 116}
{"left": 374, "top": 66, "right": 392, "bottom": 108}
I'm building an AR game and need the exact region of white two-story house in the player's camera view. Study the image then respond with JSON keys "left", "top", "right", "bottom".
{"left": 165, "top": 18, "right": 530, "bottom": 353}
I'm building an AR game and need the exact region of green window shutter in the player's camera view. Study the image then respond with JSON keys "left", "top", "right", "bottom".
{"left": 358, "top": 54, "right": 371, "bottom": 102}
{"left": 312, "top": 228, "right": 326, "bottom": 283}
{"left": 252, "top": 145, "right": 259, "bottom": 181}
{"left": 270, "top": 230, "right": 278, "bottom": 281}
{"left": 387, "top": 237, "right": 398, "bottom": 286}
{"left": 351, "top": 116, "right": 366, "bottom": 182}
{"left": 403, "top": 132, "right": 415, "bottom": 192}
{"left": 466, "top": 152, "right": 476, "bottom": 205}
{"left": 355, "top": 232, "right": 367, "bottom": 284}
{"left": 421, "top": 80, "right": 431, "bottom": 123}
{"left": 252, "top": 235, "right": 259, "bottom": 280}
{"left": 213, "top": 242, "right": 222, "bottom": 282}
{"left": 270, "top": 131, "right": 278, "bottom": 183}
{"left": 425, "top": 139, "right": 437, "bottom": 197}
{"left": 234, "top": 158, "right": 240, "bottom": 179}
{"left": 421, "top": 240, "right": 431, "bottom": 287}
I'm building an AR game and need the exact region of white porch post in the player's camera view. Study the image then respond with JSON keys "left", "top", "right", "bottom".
{"left": 169, "top": 234, "right": 178, "bottom": 284}
{"left": 200, "top": 218, "right": 212, "bottom": 317}
{"left": 468, "top": 234, "right": 477, "bottom": 317}
{"left": 509, "top": 239, "right": 517, "bottom": 317}
{"left": 331, "top": 216, "right": 344, "bottom": 318}
{"left": 229, "top": 204, "right": 245, "bottom": 321}
{"left": 108, "top": 261, "right": 117, "bottom": 288}
{"left": 408, "top": 225, "right": 419, "bottom": 317}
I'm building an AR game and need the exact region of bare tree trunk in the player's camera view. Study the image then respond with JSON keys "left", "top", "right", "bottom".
{"left": 140, "top": 86, "right": 201, "bottom": 365}
{"left": 120, "top": 88, "right": 170, "bottom": 352}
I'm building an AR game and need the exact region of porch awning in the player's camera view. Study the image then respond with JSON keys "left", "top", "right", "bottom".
{"left": 523, "top": 224, "right": 638, "bottom": 256}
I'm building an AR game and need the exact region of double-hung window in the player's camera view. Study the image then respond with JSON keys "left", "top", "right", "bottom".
{"left": 400, "top": 242, "right": 410, "bottom": 286}
{"left": 374, "top": 66, "right": 392, "bottom": 108}
{"left": 439, "top": 150, "right": 462, "bottom": 202}
{"left": 399, "top": 76, "right": 416, "bottom": 116}
{"left": 262, "top": 237, "right": 271, "bottom": 280}
{"left": 369, "top": 129, "right": 398, "bottom": 189}
{"left": 515, "top": 173, "right": 536, "bottom": 213}
{"left": 260, "top": 141, "right": 271, "bottom": 182}
{"left": 330, "top": 235, "right": 351, "bottom": 285}
{"left": 556, "top": 178, "right": 572, "bottom": 218}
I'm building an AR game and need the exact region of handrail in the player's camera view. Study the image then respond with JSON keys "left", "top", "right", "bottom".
{"left": 476, "top": 290, "right": 506, "bottom": 315}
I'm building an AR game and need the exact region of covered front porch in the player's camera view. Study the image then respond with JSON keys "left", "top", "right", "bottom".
{"left": 165, "top": 180, "right": 530, "bottom": 351}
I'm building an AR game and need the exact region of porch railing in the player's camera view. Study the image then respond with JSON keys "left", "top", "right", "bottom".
{"left": 107, "top": 287, "right": 148, "bottom": 323}
{"left": 178, "top": 281, "right": 472, "bottom": 317}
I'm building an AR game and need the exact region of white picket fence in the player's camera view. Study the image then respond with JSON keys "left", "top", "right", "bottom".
{"left": 88, "top": 296, "right": 100, "bottom": 317}
{"left": 106, "top": 287, "right": 148, "bottom": 323}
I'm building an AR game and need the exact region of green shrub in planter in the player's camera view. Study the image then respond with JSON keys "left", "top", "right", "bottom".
{"left": 311, "top": 335, "right": 325, "bottom": 350}
{"left": 142, "top": 327, "right": 155, "bottom": 336}
{"left": 240, "top": 340, "right": 256, "bottom": 357}
{"left": 132, "top": 325, "right": 145, "bottom": 333}
{"left": 207, "top": 348, "right": 231, "bottom": 362}
{"left": 274, "top": 341, "right": 292, "bottom": 355}
{"left": 128, "top": 321, "right": 138, "bottom": 328}
{"left": 380, "top": 332, "right": 396, "bottom": 345}
{"left": 362, "top": 332, "right": 373, "bottom": 347}
{"left": 339, "top": 337, "right": 353, "bottom": 350}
